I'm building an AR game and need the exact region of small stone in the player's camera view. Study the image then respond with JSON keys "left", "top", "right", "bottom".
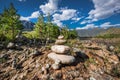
{"left": 7, "top": 42, "right": 15, "bottom": 49}
{"left": 45, "top": 64, "right": 50, "bottom": 69}
{"left": 75, "top": 77, "right": 84, "bottom": 80}
{"left": 31, "top": 48, "right": 41, "bottom": 58}
{"left": 73, "top": 47, "right": 80, "bottom": 52}
{"left": 55, "top": 40, "right": 66, "bottom": 45}
{"left": 11, "top": 74, "right": 18, "bottom": 80}
{"left": 51, "top": 45, "right": 70, "bottom": 54}
{"left": 52, "top": 63, "right": 60, "bottom": 70}
{"left": 58, "top": 35, "right": 64, "bottom": 39}
{"left": 42, "top": 74, "right": 49, "bottom": 80}
{"left": 35, "top": 63, "right": 40, "bottom": 68}
{"left": 12, "top": 57, "right": 17, "bottom": 69}
{"left": 41, "top": 67, "right": 48, "bottom": 74}
{"left": 108, "top": 54, "right": 119, "bottom": 64}
{"left": 41, "top": 67, "right": 45, "bottom": 72}
{"left": 48, "top": 52, "right": 75, "bottom": 64}
{"left": 55, "top": 59, "right": 61, "bottom": 64}
{"left": 0, "top": 54, "right": 9, "bottom": 59}
{"left": 108, "top": 46, "right": 115, "bottom": 51}
{"left": 90, "top": 76, "right": 96, "bottom": 80}
{"left": 52, "top": 71, "right": 62, "bottom": 79}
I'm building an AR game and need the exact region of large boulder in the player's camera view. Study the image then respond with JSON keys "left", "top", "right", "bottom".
{"left": 55, "top": 40, "right": 66, "bottom": 45}
{"left": 51, "top": 45, "right": 70, "bottom": 54}
{"left": 48, "top": 52, "right": 75, "bottom": 64}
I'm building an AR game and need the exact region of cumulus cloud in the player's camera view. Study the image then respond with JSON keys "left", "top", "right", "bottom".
{"left": 76, "top": 22, "right": 120, "bottom": 30}
{"left": 76, "top": 24, "right": 98, "bottom": 30}
{"left": 20, "top": 11, "right": 40, "bottom": 21}
{"left": 52, "top": 20, "right": 63, "bottom": 27}
{"left": 20, "top": 16, "right": 29, "bottom": 21}
{"left": 100, "top": 22, "right": 120, "bottom": 29}
{"left": 80, "top": 0, "right": 120, "bottom": 25}
{"left": 88, "top": 0, "right": 120, "bottom": 20}
{"left": 39, "top": 0, "right": 59, "bottom": 15}
{"left": 52, "top": 9, "right": 80, "bottom": 27}
{"left": 53, "top": 9, "right": 77, "bottom": 21}
{"left": 30, "top": 11, "right": 40, "bottom": 18}
{"left": 18, "top": 0, "right": 26, "bottom": 2}
{"left": 72, "top": 17, "right": 81, "bottom": 21}
{"left": 38, "top": 0, "right": 81, "bottom": 27}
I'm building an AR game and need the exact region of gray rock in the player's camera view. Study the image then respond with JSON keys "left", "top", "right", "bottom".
{"left": 52, "top": 63, "right": 60, "bottom": 70}
{"left": 90, "top": 77, "right": 96, "bottom": 80}
{"left": 11, "top": 74, "right": 18, "bottom": 80}
{"left": 0, "top": 44, "right": 4, "bottom": 49}
{"left": 31, "top": 48, "right": 41, "bottom": 58}
{"left": 51, "top": 45, "right": 70, "bottom": 54}
{"left": 41, "top": 67, "right": 48, "bottom": 74}
{"left": 108, "top": 46, "right": 115, "bottom": 51}
{"left": 45, "top": 64, "right": 50, "bottom": 69}
{"left": 7, "top": 42, "right": 15, "bottom": 49}
{"left": 48, "top": 52, "right": 75, "bottom": 64}
{"left": 73, "top": 47, "right": 80, "bottom": 52}
{"left": 42, "top": 74, "right": 49, "bottom": 80}
{"left": 0, "top": 54, "right": 9, "bottom": 59}
{"left": 12, "top": 58, "right": 17, "bottom": 69}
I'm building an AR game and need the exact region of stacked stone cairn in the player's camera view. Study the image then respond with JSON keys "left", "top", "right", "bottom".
{"left": 48, "top": 35, "right": 75, "bottom": 70}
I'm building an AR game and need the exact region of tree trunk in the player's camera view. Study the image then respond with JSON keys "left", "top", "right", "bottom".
{"left": 12, "top": 26, "right": 15, "bottom": 42}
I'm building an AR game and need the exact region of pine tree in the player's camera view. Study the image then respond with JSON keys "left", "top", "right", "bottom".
{"left": 46, "top": 13, "right": 60, "bottom": 39}
{"left": 1, "top": 3, "right": 23, "bottom": 41}
{"left": 34, "top": 14, "right": 45, "bottom": 39}
{"left": 8, "top": 3, "right": 23, "bottom": 40}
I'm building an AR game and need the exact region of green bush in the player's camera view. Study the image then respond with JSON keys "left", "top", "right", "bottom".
{"left": 60, "top": 27, "right": 78, "bottom": 39}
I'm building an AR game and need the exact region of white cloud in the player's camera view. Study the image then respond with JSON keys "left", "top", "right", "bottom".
{"left": 20, "top": 11, "right": 40, "bottom": 21}
{"left": 100, "top": 22, "right": 120, "bottom": 29}
{"left": 76, "top": 24, "right": 98, "bottom": 30}
{"left": 88, "top": 0, "right": 120, "bottom": 20}
{"left": 18, "top": 0, "right": 26, "bottom": 2}
{"left": 76, "top": 22, "right": 120, "bottom": 30}
{"left": 52, "top": 20, "right": 63, "bottom": 27}
{"left": 30, "top": 11, "right": 40, "bottom": 18}
{"left": 39, "top": 0, "right": 59, "bottom": 15}
{"left": 38, "top": 0, "right": 82, "bottom": 27}
{"left": 53, "top": 9, "right": 77, "bottom": 21}
{"left": 72, "top": 17, "right": 81, "bottom": 22}
{"left": 52, "top": 9, "right": 80, "bottom": 27}
{"left": 20, "top": 16, "right": 29, "bottom": 21}
{"left": 80, "top": 20, "right": 88, "bottom": 24}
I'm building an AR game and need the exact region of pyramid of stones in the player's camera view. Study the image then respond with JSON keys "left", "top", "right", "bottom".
{"left": 48, "top": 35, "right": 75, "bottom": 69}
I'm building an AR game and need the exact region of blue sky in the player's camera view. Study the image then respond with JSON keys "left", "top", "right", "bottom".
{"left": 0, "top": 0, "right": 120, "bottom": 29}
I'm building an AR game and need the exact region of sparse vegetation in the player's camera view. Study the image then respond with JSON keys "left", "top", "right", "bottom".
{"left": 96, "top": 27, "right": 120, "bottom": 38}
{"left": 96, "top": 34, "right": 120, "bottom": 38}
{"left": 0, "top": 3, "right": 23, "bottom": 41}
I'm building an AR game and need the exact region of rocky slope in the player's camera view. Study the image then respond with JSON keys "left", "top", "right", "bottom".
{"left": 0, "top": 39, "right": 120, "bottom": 80}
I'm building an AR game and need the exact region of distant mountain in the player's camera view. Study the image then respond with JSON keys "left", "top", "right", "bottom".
{"left": 76, "top": 28, "right": 107, "bottom": 37}
{"left": 76, "top": 27, "right": 120, "bottom": 37}
{"left": 100, "top": 27, "right": 120, "bottom": 35}
{"left": 21, "top": 20, "right": 35, "bottom": 31}
{"left": 96, "top": 27, "right": 120, "bottom": 38}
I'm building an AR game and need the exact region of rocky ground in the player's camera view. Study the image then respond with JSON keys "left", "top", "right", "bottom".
{"left": 0, "top": 39, "right": 120, "bottom": 80}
